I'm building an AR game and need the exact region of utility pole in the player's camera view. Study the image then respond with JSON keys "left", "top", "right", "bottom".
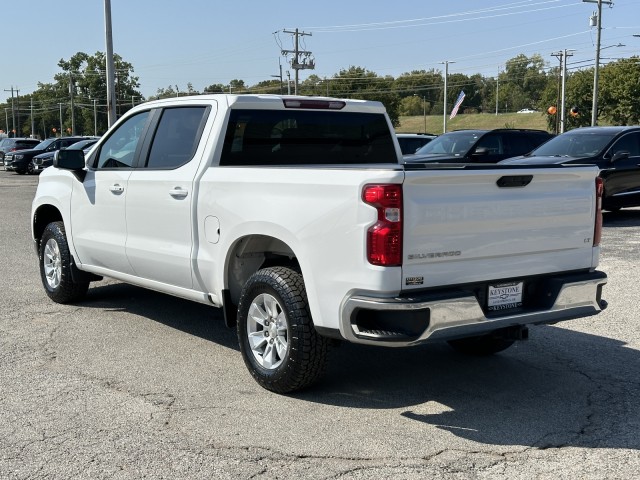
{"left": 104, "top": 0, "right": 117, "bottom": 127}
{"left": 281, "top": 28, "right": 315, "bottom": 95}
{"left": 440, "top": 61, "right": 455, "bottom": 133}
{"left": 59, "top": 103, "right": 63, "bottom": 137}
{"left": 583, "top": 0, "right": 613, "bottom": 126}
{"left": 30, "top": 98, "right": 34, "bottom": 138}
{"left": 93, "top": 99, "right": 98, "bottom": 136}
{"left": 69, "top": 74, "right": 76, "bottom": 136}
{"left": 551, "top": 49, "right": 574, "bottom": 133}
{"left": 3, "top": 87, "right": 16, "bottom": 135}
{"left": 16, "top": 90, "right": 20, "bottom": 136}
{"left": 495, "top": 66, "right": 500, "bottom": 116}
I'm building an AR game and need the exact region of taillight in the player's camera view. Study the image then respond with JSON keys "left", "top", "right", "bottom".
{"left": 594, "top": 176, "right": 603, "bottom": 246}
{"left": 362, "top": 184, "right": 402, "bottom": 266}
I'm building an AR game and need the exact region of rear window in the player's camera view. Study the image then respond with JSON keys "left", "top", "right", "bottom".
{"left": 220, "top": 109, "right": 396, "bottom": 166}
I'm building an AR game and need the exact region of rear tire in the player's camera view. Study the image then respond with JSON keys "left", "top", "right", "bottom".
{"left": 237, "top": 267, "right": 330, "bottom": 393}
{"left": 39, "top": 222, "right": 89, "bottom": 303}
{"left": 448, "top": 333, "right": 515, "bottom": 356}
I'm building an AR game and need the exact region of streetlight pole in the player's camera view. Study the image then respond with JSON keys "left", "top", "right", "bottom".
{"left": 583, "top": 0, "right": 613, "bottom": 126}
{"left": 104, "top": 0, "right": 117, "bottom": 127}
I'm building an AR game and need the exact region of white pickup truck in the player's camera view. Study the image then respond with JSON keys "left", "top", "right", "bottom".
{"left": 31, "top": 95, "right": 607, "bottom": 393}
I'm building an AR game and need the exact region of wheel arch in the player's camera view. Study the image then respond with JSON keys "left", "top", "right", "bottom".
{"left": 224, "top": 234, "right": 300, "bottom": 307}
{"left": 33, "top": 204, "right": 64, "bottom": 251}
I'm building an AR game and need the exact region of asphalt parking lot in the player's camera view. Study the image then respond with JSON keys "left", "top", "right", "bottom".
{"left": 1, "top": 170, "right": 639, "bottom": 479}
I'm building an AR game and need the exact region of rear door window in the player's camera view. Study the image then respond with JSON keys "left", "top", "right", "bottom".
{"left": 144, "top": 106, "right": 208, "bottom": 169}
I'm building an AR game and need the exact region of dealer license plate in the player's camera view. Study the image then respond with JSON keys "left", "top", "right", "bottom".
{"left": 487, "top": 282, "right": 523, "bottom": 311}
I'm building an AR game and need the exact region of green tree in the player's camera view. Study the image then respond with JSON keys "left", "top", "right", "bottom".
{"left": 393, "top": 69, "right": 443, "bottom": 112}
{"left": 599, "top": 57, "right": 640, "bottom": 125}
{"left": 564, "top": 69, "right": 594, "bottom": 129}
{"left": 500, "top": 54, "right": 549, "bottom": 112}
{"left": 203, "top": 83, "right": 226, "bottom": 94}
{"left": 56, "top": 51, "right": 141, "bottom": 135}
{"left": 329, "top": 66, "right": 401, "bottom": 126}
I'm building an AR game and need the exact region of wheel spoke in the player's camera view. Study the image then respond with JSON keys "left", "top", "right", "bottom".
{"left": 262, "top": 343, "right": 276, "bottom": 369}
{"left": 248, "top": 331, "right": 267, "bottom": 352}
{"left": 248, "top": 302, "right": 268, "bottom": 328}
{"left": 275, "top": 337, "right": 287, "bottom": 359}
{"left": 264, "top": 295, "right": 279, "bottom": 319}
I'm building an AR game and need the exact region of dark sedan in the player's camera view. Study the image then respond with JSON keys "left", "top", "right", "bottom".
{"left": 501, "top": 126, "right": 640, "bottom": 211}
{"left": 404, "top": 129, "right": 552, "bottom": 164}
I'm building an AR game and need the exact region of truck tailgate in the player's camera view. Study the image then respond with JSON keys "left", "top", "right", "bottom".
{"left": 402, "top": 166, "right": 599, "bottom": 290}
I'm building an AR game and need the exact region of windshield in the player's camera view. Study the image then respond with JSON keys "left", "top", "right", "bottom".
{"left": 531, "top": 132, "right": 617, "bottom": 158}
{"left": 34, "top": 138, "right": 56, "bottom": 150}
{"left": 415, "top": 131, "right": 482, "bottom": 156}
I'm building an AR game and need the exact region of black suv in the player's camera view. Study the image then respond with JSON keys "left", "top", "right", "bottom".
{"left": 5, "top": 137, "right": 91, "bottom": 174}
{"left": 404, "top": 129, "right": 552, "bottom": 164}
{"left": 0, "top": 137, "right": 40, "bottom": 165}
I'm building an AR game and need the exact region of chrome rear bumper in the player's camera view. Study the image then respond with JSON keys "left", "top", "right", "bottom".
{"left": 340, "top": 270, "right": 607, "bottom": 347}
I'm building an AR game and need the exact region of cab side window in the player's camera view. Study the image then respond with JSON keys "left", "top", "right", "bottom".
{"left": 145, "top": 107, "right": 207, "bottom": 169}
{"left": 475, "top": 134, "right": 503, "bottom": 155}
{"left": 96, "top": 111, "right": 150, "bottom": 169}
{"left": 610, "top": 133, "right": 640, "bottom": 157}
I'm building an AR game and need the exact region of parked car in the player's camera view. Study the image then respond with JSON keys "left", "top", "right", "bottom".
{"left": 500, "top": 126, "right": 640, "bottom": 211}
{"left": 4, "top": 136, "right": 92, "bottom": 174}
{"left": 404, "top": 129, "right": 552, "bottom": 164}
{"left": 517, "top": 108, "right": 537, "bottom": 114}
{"left": 0, "top": 137, "right": 40, "bottom": 165}
{"left": 396, "top": 133, "right": 437, "bottom": 154}
{"left": 31, "top": 138, "right": 99, "bottom": 173}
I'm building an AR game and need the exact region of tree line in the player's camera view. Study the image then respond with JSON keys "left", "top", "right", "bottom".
{"left": 2, "top": 51, "right": 639, "bottom": 139}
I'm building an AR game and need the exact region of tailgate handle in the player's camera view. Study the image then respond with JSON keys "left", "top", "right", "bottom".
{"left": 497, "top": 175, "right": 533, "bottom": 188}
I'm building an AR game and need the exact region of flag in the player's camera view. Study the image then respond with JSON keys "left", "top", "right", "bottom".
{"left": 449, "top": 90, "right": 465, "bottom": 119}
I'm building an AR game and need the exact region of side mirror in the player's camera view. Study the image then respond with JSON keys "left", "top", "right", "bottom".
{"left": 610, "top": 150, "right": 630, "bottom": 163}
{"left": 472, "top": 147, "right": 489, "bottom": 156}
{"left": 54, "top": 149, "right": 85, "bottom": 170}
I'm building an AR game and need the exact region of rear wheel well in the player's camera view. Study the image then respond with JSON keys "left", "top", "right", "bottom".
{"left": 226, "top": 235, "right": 299, "bottom": 308}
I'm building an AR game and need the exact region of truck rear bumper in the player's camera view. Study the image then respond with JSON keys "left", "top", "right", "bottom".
{"left": 339, "top": 270, "right": 607, "bottom": 347}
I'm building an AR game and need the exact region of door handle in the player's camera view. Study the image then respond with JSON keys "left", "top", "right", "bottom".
{"left": 109, "top": 184, "right": 124, "bottom": 194}
{"left": 169, "top": 187, "right": 188, "bottom": 199}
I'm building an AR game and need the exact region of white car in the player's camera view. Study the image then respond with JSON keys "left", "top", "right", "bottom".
{"left": 517, "top": 108, "right": 537, "bottom": 114}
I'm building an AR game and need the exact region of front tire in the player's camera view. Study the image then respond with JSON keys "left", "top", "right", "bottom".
{"left": 237, "top": 267, "right": 330, "bottom": 393}
{"left": 39, "top": 222, "right": 89, "bottom": 303}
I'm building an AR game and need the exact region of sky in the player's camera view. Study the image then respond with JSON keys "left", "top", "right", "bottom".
{"left": 2, "top": 0, "right": 640, "bottom": 105}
